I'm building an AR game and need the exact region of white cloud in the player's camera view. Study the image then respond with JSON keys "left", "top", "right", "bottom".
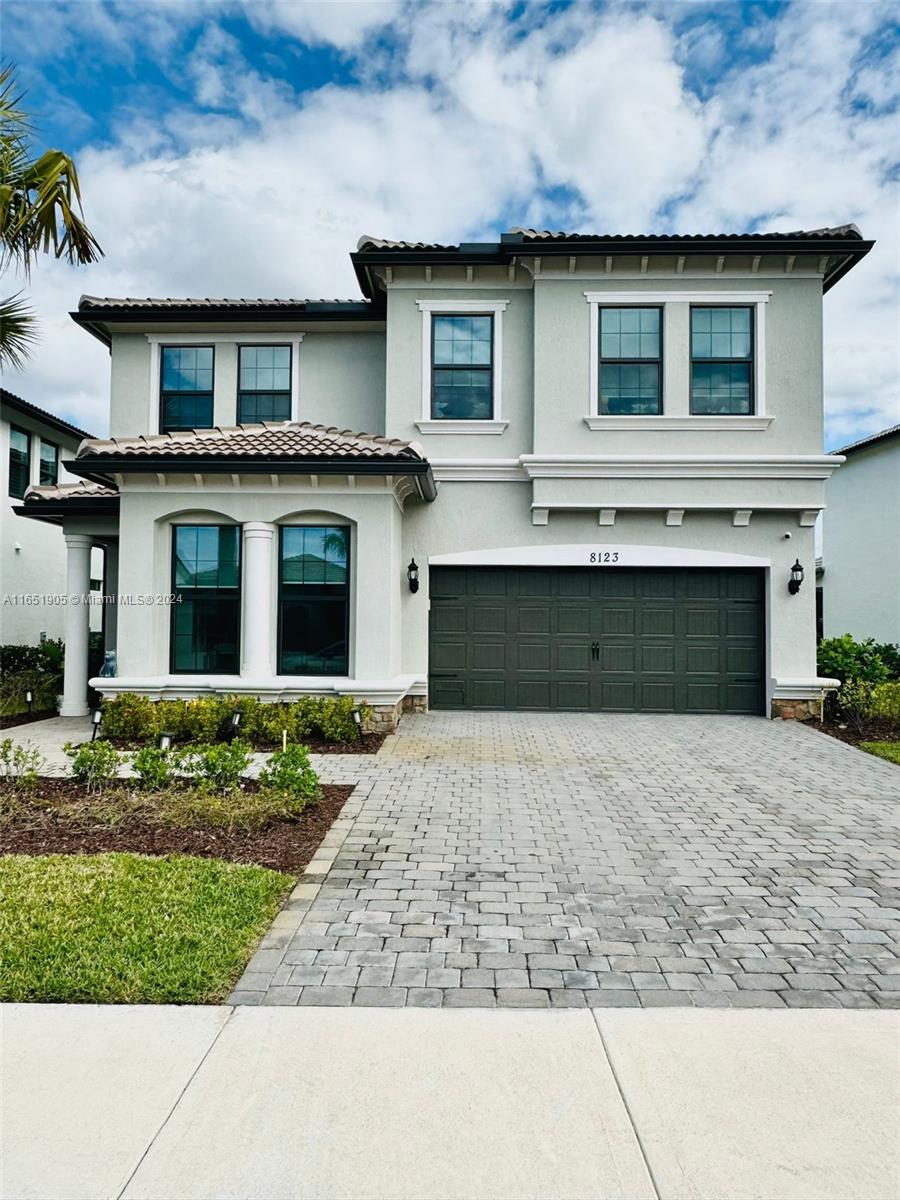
{"left": 2, "top": 0, "right": 897, "bottom": 447}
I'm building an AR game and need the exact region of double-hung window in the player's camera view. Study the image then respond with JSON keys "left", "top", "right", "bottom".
{"left": 690, "top": 307, "right": 753, "bottom": 414}
{"left": 279, "top": 526, "right": 349, "bottom": 675}
{"left": 171, "top": 525, "right": 241, "bottom": 673}
{"left": 39, "top": 441, "right": 59, "bottom": 486}
{"left": 8, "top": 426, "right": 30, "bottom": 498}
{"left": 160, "top": 346, "right": 214, "bottom": 433}
{"left": 238, "top": 345, "right": 291, "bottom": 423}
{"left": 598, "top": 307, "right": 662, "bottom": 414}
{"left": 431, "top": 315, "right": 493, "bottom": 420}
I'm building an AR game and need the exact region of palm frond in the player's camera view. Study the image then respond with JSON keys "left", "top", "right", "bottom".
{"left": 0, "top": 291, "right": 38, "bottom": 369}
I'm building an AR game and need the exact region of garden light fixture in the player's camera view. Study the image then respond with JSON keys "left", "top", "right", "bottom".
{"left": 90, "top": 709, "right": 103, "bottom": 740}
{"left": 25, "top": 690, "right": 33, "bottom": 716}
{"left": 788, "top": 559, "right": 805, "bottom": 595}
{"left": 407, "top": 558, "right": 420, "bottom": 593}
{"left": 158, "top": 732, "right": 174, "bottom": 752}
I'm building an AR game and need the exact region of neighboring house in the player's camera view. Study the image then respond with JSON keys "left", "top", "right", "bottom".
{"left": 823, "top": 424, "right": 900, "bottom": 644}
{"left": 15, "top": 224, "right": 872, "bottom": 724}
{"left": 1, "top": 389, "right": 103, "bottom": 646}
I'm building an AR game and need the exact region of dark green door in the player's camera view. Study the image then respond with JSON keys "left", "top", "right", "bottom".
{"left": 428, "top": 566, "right": 765, "bottom": 715}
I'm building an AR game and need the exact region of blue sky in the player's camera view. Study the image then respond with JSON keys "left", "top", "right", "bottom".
{"left": 2, "top": 0, "right": 898, "bottom": 447}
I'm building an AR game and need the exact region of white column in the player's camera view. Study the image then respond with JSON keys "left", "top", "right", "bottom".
{"left": 103, "top": 541, "right": 119, "bottom": 657}
{"left": 241, "top": 522, "right": 275, "bottom": 679}
{"left": 60, "top": 533, "right": 93, "bottom": 716}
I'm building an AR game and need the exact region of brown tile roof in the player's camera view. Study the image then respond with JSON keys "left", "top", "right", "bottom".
{"left": 505, "top": 224, "right": 865, "bottom": 242}
{"left": 356, "top": 235, "right": 457, "bottom": 252}
{"left": 24, "top": 480, "right": 118, "bottom": 502}
{"left": 1, "top": 387, "right": 95, "bottom": 440}
{"left": 76, "top": 420, "right": 426, "bottom": 462}
{"left": 78, "top": 295, "right": 371, "bottom": 310}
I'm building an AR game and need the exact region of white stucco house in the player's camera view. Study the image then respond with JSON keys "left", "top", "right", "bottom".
{"left": 1, "top": 388, "right": 103, "bottom": 646}
{"left": 823, "top": 424, "right": 900, "bottom": 643}
{"left": 16, "top": 224, "right": 873, "bottom": 724}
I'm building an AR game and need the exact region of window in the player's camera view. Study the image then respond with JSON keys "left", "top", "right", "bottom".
{"left": 39, "top": 441, "right": 59, "bottom": 486}
{"left": 599, "top": 307, "right": 662, "bottom": 414}
{"left": 238, "top": 345, "right": 291, "bottom": 423}
{"left": 279, "top": 526, "right": 349, "bottom": 675}
{"left": 431, "top": 315, "right": 493, "bottom": 419}
{"left": 691, "top": 306, "right": 753, "bottom": 414}
{"left": 8, "top": 426, "right": 30, "bottom": 498}
{"left": 160, "top": 346, "right": 214, "bottom": 433}
{"left": 171, "top": 525, "right": 240, "bottom": 673}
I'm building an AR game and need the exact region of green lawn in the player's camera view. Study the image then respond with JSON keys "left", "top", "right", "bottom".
{"left": 0, "top": 853, "right": 291, "bottom": 1003}
{"left": 860, "top": 741, "right": 900, "bottom": 765}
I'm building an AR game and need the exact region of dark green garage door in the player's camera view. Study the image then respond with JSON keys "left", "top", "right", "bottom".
{"left": 429, "top": 566, "right": 765, "bottom": 715}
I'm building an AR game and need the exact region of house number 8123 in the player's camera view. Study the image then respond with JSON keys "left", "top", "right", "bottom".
{"left": 589, "top": 551, "right": 620, "bottom": 563}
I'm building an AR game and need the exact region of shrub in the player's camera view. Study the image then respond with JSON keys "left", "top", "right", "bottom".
{"left": 873, "top": 643, "right": 900, "bottom": 681}
{"left": 315, "top": 695, "right": 363, "bottom": 742}
{"left": 65, "top": 740, "right": 123, "bottom": 794}
{"left": 0, "top": 640, "right": 64, "bottom": 676}
{"left": 258, "top": 744, "right": 320, "bottom": 802}
{"left": 100, "top": 694, "right": 157, "bottom": 743}
{"left": 817, "top": 635, "right": 890, "bottom": 684}
{"left": 178, "top": 739, "right": 252, "bottom": 793}
{"left": 131, "top": 745, "right": 174, "bottom": 790}
{"left": 835, "top": 678, "right": 877, "bottom": 734}
{"left": 870, "top": 681, "right": 900, "bottom": 724}
{"left": 0, "top": 738, "right": 43, "bottom": 790}
{"left": 179, "top": 697, "right": 232, "bottom": 744}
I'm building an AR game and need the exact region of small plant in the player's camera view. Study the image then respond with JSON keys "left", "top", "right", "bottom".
{"left": 100, "top": 694, "right": 157, "bottom": 742}
{"left": 817, "top": 635, "right": 891, "bottom": 685}
{"left": 131, "top": 745, "right": 174, "bottom": 790}
{"left": 873, "top": 643, "right": 900, "bottom": 681}
{"left": 0, "top": 738, "right": 43, "bottom": 790}
{"left": 65, "top": 739, "right": 123, "bottom": 794}
{"left": 179, "top": 739, "right": 252, "bottom": 793}
{"left": 870, "top": 681, "right": 900, "bottom": 724}
{"left": 835, "top": 678, "right": 877, "bottom": 734}
{"left": 258, "top": 744, "right": 320, "bottom": 802}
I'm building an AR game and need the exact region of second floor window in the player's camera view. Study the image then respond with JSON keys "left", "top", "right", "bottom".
{"left": 599, "top": 307, "right": 662, "bottom": 415}
{"left": 238, "top": 345, "right": 291, "bottom": 423}
{"left": 39, "top": 441, "right": 59, "bottom": 486}
{"left": 171, "top": 524, "right": 240, "bottom": 673}
{"left": 431, "top": 315, "right": 493, "bottom": 420}
{"left": 8, "top": 426, "right": 30, "bottom": 498}
{"left": 160, "top": 346, "right": 214, "bottom": 433}
{"left": 691, "top": 306, "right": 753, "bottom": 414}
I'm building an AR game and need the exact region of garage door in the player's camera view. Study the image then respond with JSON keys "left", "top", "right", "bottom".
{"left": 429, "top": 566, "right": 765, "bottom": 715}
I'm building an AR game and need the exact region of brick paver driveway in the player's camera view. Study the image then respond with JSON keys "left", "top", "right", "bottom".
{"left": 234, "top": 713, "right": 900, "bottom": 1009}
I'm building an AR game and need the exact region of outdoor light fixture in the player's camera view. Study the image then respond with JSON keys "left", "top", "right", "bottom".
{"left": 407, "top": 558, "right": 420, "bottom": 593}
{"left": 158, "top": 732, "right": 174, "bottom": 752}
{"left": 788, "top": 559, "right": 805, "bottom": 595}
{"left": 352, "top": 707, "right": 363, "bottom": 740}
{"left": 90, "top": 709, "right": 103, "bottom": 741}
{"left": 25, "top": 690, "right": 33, "bottom": 716}
{"left": 231, "top": 710, "right": 242, "bottom": 730}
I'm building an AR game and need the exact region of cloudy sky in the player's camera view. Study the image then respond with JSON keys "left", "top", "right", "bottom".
{"left": 2, "top": 0, "right": 898, "bottom": 448}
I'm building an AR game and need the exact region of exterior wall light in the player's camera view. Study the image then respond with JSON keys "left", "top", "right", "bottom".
{"left": 788, "top": 559, "right": 805, "bottom": 595}
{"left": 90, "top": 709, "right": 103, "bottom": 740}
{"left": 407, "top": 559, "right": 420, "bottom": 594}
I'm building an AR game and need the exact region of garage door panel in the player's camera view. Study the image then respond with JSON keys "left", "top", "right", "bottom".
{"left": 430, "top": 567, "right": 763, "bottom": 715}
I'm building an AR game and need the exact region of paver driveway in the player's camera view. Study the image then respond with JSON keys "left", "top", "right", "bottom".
{"left": 233, "top": 713, "right": 900, "bottom": 1008}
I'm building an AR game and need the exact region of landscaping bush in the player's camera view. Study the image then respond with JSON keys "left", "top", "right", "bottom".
{"left": 258, "top": 743, "right": 320, "bottom": 802}
{"left": 0, "top": 641, "right": 65, "bottom": 715}
{"left": 65, "top": 740, "right": 123, "bottom": 794}
{"left": 817, "top": 635, "right": 891, "bottom": 684}
{"left": 870, "top": 681, "right": 900, "bottom": 724}
{"left": 178, "top": 739, "right": 253, "bottom": 793}
{"left": 131, "top": 745, "right": 174, "bottom": 790}
{"left": 99, "top": 693, "right": 157, "bottom": 742}
{"left": 0, "top": 738, "right": 43, "bottom": 791}
{"left": 873, "top": 643, "right": 900, "bottom": 680}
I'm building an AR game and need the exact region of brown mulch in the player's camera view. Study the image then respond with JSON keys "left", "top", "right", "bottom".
{"left": 807, "top": 716, "right": 900, "bottom": 749}
{"left": 0, "top": 780, "right": 354, "bottom": 874}
{"left": 0, "top": 711, "right": 57, "bottom": 730}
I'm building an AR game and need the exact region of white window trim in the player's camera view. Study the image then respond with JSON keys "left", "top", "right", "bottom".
{"left": 585, "top": 291, "right": 770, "bottom": 421}
{"left": 415, "top": 299, "right": 508, "bottom": 433}
{"left": 147, "top": 333, "right": 304, "bottom": 432}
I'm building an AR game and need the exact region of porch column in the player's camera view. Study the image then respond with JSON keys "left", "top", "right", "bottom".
{"left": 103, "top": 540, "right": 119, "bottom": 659}
{"left": 241, "top": 522, "right": 275, "bottom": 678}
{"left": 60, "top": 533, "right": 92, "bottom": 716}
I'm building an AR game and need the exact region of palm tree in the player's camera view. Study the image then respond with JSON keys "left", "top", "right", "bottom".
{"left": 0, "top": 64, "right": 102, "bottom": 368}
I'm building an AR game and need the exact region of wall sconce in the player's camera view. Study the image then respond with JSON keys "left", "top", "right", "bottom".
{"left": 788, "top": 559, "right": 805, "bottom": 595}
{"left": 407, "top": 558, "right": 420, "bottom": 594}
{"left": 90, "top": 709, "right": 103, "bottom": 741}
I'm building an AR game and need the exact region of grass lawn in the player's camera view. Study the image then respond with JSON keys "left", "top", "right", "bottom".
{"left": 0, "top": 852, "right": 291, "bottom": 1003}
{"left": 860, "top": 741, "right": 900, "bottom": 765}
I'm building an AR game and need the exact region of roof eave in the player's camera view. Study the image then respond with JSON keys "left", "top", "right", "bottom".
{"left": 13, "top": 495, "right": 120, "bottom": 525}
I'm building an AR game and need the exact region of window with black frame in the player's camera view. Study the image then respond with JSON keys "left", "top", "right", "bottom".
{"left": 171, "top": 525, "right": 241, "bottom": 673}
{"left": 238, "top": 345, "right": 291, "bottom": 423}
{"left": 599, "top": 307, "right": 662, "bottom": 414}
{"left": 39, "top": 440, "right": 59, "bottom": 486}
{"left": 160, "top": 346, "right": 214, "bottom": 433}
{"left": 8, "top": 426, "right": 30, "bottom": 498}
{"left": 690, "top": 306, "right": 754, "bottom": 414}
{"left": 431, "top": 314, "right": 493, "bottom": 419}
{"left": 279, "top": 526, "right": 349, "bottom": 675}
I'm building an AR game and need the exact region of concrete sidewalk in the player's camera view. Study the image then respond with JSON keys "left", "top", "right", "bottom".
{"left": 2, "top": 1006, "right": 898, "bottom": 1200}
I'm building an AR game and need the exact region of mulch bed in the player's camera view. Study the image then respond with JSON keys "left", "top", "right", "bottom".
{"left": 1, "top": 780, "right": 354, "bottom": 874}
{"left": 0, "top": 711, "right": 57, "bottom": 730}
{"left": 808, "top": 716, "right": 900, "bottom": 750}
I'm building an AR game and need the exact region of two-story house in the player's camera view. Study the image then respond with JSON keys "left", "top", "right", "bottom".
{"left": 16, "top": 225, "right": 872, "bottom": 724}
